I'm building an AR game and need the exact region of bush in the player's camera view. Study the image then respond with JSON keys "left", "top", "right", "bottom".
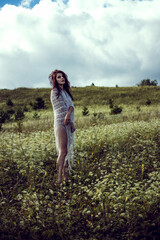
{"left": 0, "top": 109, "right": 10, "bottom": 125}
{"left": 146, "top": 98, "right": 151, "bottom": 106}
{"left": 138, "top": 79, "right": 158, "bottom": 86}
{"left": 0, "top": 110, "right": 10, "bottom": 130}
{"left": 82, "top": 106, "right": 89, "bottom": 116}
{"left": 110, "top": 105, "right": 122, "bottom": 115}
{"left": 23, "top": 105, "right": 29, "bottom": 112}
{"left": 6, "top": 99, "right": 14, "bottom": 107}
{"left": 14, "top": 108, "right": 25, "bottom": 121}
{"left": 33, "top": 97, "right": 45, "bottom": 110}
{"left": 7, "top": 109, "right": 15, "bottom": 115}
{"left": 109, "top": 98, "right": 114, "bottom": 108}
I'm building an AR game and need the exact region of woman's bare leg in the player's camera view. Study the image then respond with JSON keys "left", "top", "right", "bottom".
{"left": 63, "top": 160, "right": 68, "bottom": 181}
{"left": 56, "top": 126, "right": 67, "bottom": 184}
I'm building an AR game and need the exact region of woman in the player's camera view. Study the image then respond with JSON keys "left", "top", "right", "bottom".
{"left": 49, "top": 69, "right": 75, "bottom": 184}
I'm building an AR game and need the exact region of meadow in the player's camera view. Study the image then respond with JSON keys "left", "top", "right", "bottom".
{"left": 0, "top": 86, "right": 160, "bottom": 240}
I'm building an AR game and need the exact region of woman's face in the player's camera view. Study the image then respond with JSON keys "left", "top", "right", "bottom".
{"left": 56, "top": 72, "right": 65, "bottom": 88}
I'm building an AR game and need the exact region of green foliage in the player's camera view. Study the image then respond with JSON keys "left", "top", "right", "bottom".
{"left": 136, "top": 106, "right": 141, "bottom": 112}
{"left": 7, "top": 109, "right": 15, "bottom": 115}
{"left": 14, "top": 108, "right": 25, "bottom": 121}
{"left": 33, "top": 97, "right": 45, "bottom": 110}
{"left": 82, "top": 106, "right": 89, "bottom": 116}
{"left": 146, "top": 98, "right": 151, "bottom": 106}
{"left": 23, "top": 105, "right": 29, "bottom": 112}
{"left": 0, "top": 109, "right": 8, "bottom": 124}
{"left": 110, "top": 105, "right": 122, "bottom": 115}
{"left": 1, "top": 86, "right": 160, "bottom": 108}
{"left": 109, "top": 98, "right": 113, "bottom": 108}
{"left": 0, "top": 87, "right": 160, "bottom": 239}
{"left": 6, "top": 98, "right": 14, "bottom": 107}
{"left": 33, "top": 112, "right": 40, "bottom": 119}
{"left": 0, "top": 121, "right": 160, "bottom": 239}
{"left": 138, "top": 79, "right": 158, "bottom": 86}
{"left": 0, "top": 109, "right": 10, "bottom": 129}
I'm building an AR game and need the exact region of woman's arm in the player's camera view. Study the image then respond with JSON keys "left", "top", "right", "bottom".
{"left": 50, "top": 89, "right": 67, "bottom": 115}
{"left": 64, "top": 106, "right": 74, "bottom": 125}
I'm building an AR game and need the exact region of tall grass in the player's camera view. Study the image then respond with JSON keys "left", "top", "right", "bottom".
{"left": 0, "top": 87, "right": 160, "bottom": 239}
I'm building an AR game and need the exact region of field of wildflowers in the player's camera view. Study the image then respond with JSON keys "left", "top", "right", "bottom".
{"left": 0, "top": 87, "right": 160, "bottom": 239}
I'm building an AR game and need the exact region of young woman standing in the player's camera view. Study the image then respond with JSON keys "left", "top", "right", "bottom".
{"left": 49, "top": 70, "right": 75, "bottom": 184}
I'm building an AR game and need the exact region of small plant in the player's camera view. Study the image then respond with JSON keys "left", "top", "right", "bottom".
{"left": 33, "top": 97, "right": 45, "bottom": 110}
{"left": 97, "top": 112, "right": 105, "bottom": 119}
{"left": 110, "top": 105, "right": 122, "bottom": 115}
{"left": 93, "top": 112, "right": 97, "bottom": 117}
{"left": 146, "top": 98, "right": 151, "bottom": 106}
{"left": 14, "top": 108, "right": 25, "bottom": 121}
{"left": 6, "top": 99, "right": 14, "bottom": 107}
{"left": 82, "top": 106, "right": 89, "bottom": 116}
{"left": 7, "top": 109, "right": 15, "bottom": 115}
{"left": 109, "top": 99, "right": 114, "bottom": 108}
{"left": 33, "top": 112, "right": 40, "bottom": 119}
{"left": 136, "top": 106, "right": 141, "bottom": 112}
{"left": 15, "top": 120, "right": 23, "bottom": 132}
{"left": 23, "top": 105, "right": 29, "bottom": 112}
{"left": 0, "top": 109, "right": 10, "bottom": 129}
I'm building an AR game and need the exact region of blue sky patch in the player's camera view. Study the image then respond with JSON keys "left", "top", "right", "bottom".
{"left": 0, "top": 0, "right": 40, "bottom": 8}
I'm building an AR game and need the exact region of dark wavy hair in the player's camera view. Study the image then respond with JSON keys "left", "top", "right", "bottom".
{"left": 49, "top": 69, "right": 73, "bottom": 100}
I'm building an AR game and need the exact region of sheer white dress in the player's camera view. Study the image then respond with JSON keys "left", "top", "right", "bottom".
{"left": 50, "top": 88, "right": 74, "bottom": 173}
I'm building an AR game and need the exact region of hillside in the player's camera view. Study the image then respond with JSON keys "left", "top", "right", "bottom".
{"left": 0, "top": 86, "right": 160, "bottom": 109}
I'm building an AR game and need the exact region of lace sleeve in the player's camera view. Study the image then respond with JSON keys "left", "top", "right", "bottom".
{"left": 50, "top": 89, "right": 68, "bottom": 119}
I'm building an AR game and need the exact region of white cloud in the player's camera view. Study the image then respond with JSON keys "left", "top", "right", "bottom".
{"left": 20, "top": 0, "right": 33, "bottom": 8}
{"left": 0, "top": 0, "right": 160, "bottom": 89}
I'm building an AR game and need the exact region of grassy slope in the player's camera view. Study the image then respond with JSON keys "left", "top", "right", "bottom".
{"left": 0, "top": 86, "right": 160, "bottom": 109}
{"left": 0, "top": 86, "right": 160, "bottom": 239}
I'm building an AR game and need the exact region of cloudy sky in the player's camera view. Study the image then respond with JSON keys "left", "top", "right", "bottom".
{"left": 0, "top": 0, "right": 160, "bottom": 89}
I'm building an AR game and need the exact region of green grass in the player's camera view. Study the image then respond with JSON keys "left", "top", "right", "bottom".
{"left": 1, "top": 86, "right": 160, "bottom": 109}
{"left": 0, "top": 86, "right": 160, "bottom": 240}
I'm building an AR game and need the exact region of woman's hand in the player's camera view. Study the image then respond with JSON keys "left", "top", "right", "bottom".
{"left": 64, "top": 113, "right": 71, "bottom": 125}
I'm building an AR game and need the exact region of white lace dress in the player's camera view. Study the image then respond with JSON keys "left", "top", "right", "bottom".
{"left": 50, "top": 88, "right": 75, "bottom": 172}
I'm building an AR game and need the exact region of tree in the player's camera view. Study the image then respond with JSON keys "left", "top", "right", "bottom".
{"left": 0, "top": 110, "right": 10, "bottom": 130}
{"left": 33, "top": 97, "right": 45, "bottom": 110}
{"left": 14, "top": 108, "right": 25, "bottom": 121}
{"left": 138, "top": 79, "right": 158, "bottom": 86}
{"left": 6, "top": 99, "right": 14, "bottom": 107}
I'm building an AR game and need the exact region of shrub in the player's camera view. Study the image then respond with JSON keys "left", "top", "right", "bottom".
{"left": 7, "top": 109, "right": 15, "bottom": 115}
{"left": 138, "top": 79, "right": 158, "bottom": 86}
{"left": 6, "top": 99, "right": 14, "bottom": 107}
{"left": 110, "top": 105, "right": 122, "bottom": 115}
{"left": 136, "top": 106, "right": 141, "bottom": 112}
{"left": 14, "top": 108, "right": 25, "bottom": 121}
{"left": 33, "top": 97, "right": 45, "bottom": 110}
{"left": 0, "top": 109, "right": 10, "bottom": 124}
{"left": 23, "top": 105, "right": 29, "bottom": 112}
{"left": 33, "top": 112, "right": 40, "bottom": 119}
{"left": 109, "top": 98, "right": 114, "bottom": 108}
{"left": 82, "top": 106, "right": 89, "bottom": 116}
{"left": 146, "top": 98, "right": 151, "bottom": 106}
{"left": 0, "top": 110, "right": 10, "bottom": 130}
